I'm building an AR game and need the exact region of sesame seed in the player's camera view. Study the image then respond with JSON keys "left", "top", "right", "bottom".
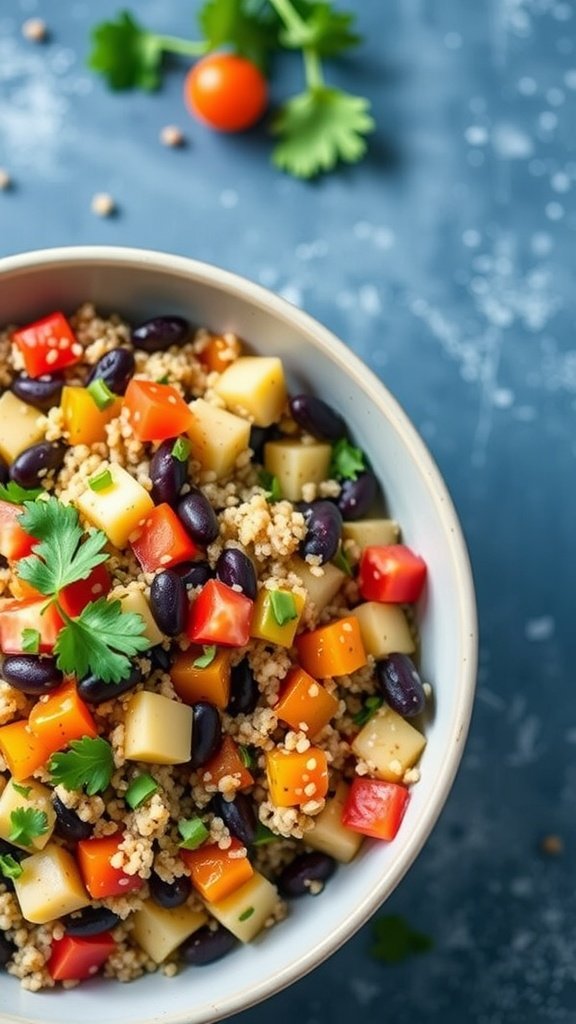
{"left": 22, "top": 17, "right": 48, "bottom": 41}
{"left": 307, "top": 684, "right": 319, "bottom": 697}
{"left": 91, "top": 192, "right": 116, "bottom": 217}
{"left": 160, "top": 124, "right": 186, "bottom": 147}
{"left": 71, "top": 343, "right": 83, "bottom": 357}
{"left": 45, "top": 349, "right": 58, "bottom": 365}
{"left": 0, "top": 168, "right": 12, "bottom": 190}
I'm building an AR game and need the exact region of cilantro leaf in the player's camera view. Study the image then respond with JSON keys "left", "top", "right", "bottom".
{"left": 371, "top": 915, "right": 433, "bottom": 964}
{"left": 259, "top": 470, "right": 282, "bottom": 502}
{"left": 55, "top": 598, "right": 149, "bottom": 684}
{"left": 11, "top": 782, "right": 31, "bottom": 798}
{"left": 0, "top": 853, "right": 23, "bottom": 880}
{"left": 353, "top": 694, "right": 383, "bottom": 727}
{"left": 198, "top": 0, "right": 280, "bottom": 71}
{"left": 279, "top": 2, "right": 360, "bottom": 56}
{"left": 252, "top": 822, "right": 278, "bottom": 845}
{"left": 332, "top": 545, "right": 353, "bottom": 576}
{"left": 329, "top": 437, "right": 367, "bottom": 481}
{"left": 272, "top": 86, "right": 374, "bottom": 179}
{"left": 0, "top": 481, "right": 42, "bottom": 504}
{"left": 17, "top": 498, "right": 108, "bottom": 597}
{"left": 49, "top": 736, "right": 115, "bottom": 795}
{"left": 9, "top": 807, "right": 49, "bottom": 847}
{"left": 88, "top": 11, "right": 164, "bottom": 91}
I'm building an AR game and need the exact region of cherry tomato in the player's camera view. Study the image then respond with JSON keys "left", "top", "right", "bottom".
{"left": 184, "top": 54, "right": 268, "bottom": 133}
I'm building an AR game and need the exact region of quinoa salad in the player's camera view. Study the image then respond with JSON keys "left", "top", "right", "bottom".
{"left": 0, "top": 305, "right": 430, "bottom": 991}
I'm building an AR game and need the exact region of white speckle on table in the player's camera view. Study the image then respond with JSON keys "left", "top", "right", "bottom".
{"left": 465, "top": 125, "right": 489, "bottom": 146}
{"left": 545, "top": 201, "right": 564, "bottom": 220}
{"left": 525, "top": 616, "right": 555, "bottom": 642}
{"left": 546, "top": 87, "right": 565, "bottom": 105}
{"left": 91, "top": 192, "right": 116, "bottom": 217}
{"left": 518, "top": 75, "right": 538, "bottom": 94}
{"left": 21, "top": 16, "right": 47, "bottom": 41}
{"left": 551, "top": 171, "right": 571, "bottom": 193}
{"left": 219, "top": 189, "right": 238, "bottom": 209}
{"left": 358, "top": 285, "right": 382, "bottom": 316}
{"left": 348, "top": 978, "right": 382, "bottom": 1007}
{"left": 492, "top": 387, "right": 514, "bottom": 408}
{"left": 538, "top": 110, "right": 558, "bottom": 132}
{"left": 160, "top": 125, "right": 185, "bottom": 147}
{"left": 0, "top": 168, "right": 12, "bottom": 190}
{"left": 531, "top": 232, "right": 553, "bottom": 255}
{"left": 463, "top": 229, "right": 482, "bottom": 248}
{"left": 564, "top": 68, "right": 576, "bottom": 88}
{"left": 295, "top": 239, "right": 329, "bottom": 261}
{"left": 491, "top": 122, "right": 534, "bottom": 159}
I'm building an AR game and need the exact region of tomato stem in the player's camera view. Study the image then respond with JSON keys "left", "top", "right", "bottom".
{"left": 156, "top": 34, "right": 207, "bottom": 58}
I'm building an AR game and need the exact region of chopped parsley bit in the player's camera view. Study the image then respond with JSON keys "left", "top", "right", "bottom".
{"left": 259, "top": 470, "right": 283, "bottom": 502}
{"left": 9, "top": 807, "right": 49, "bottom": 847}
{"left": 0, "top": 854, "right": 23, "bottom": 880}
{"left": 172, "top": 437, "right": 191, "bottom": 462}
{"left": 269, "top": 590, "right": 297, "bottom": 626}
{"left": 21, "top": 627, "right": 40, "bottom": 654}
{"left": 49, "top": 736, "right": 115, "bottom": 795}
{"left": 0, "top": 481, "right": 42, "bottom": 504}
{"left": 329, "top": 438, "right": 367, "bottom": 481}
{"left": 238, "top": 744, "right": 255, "bottom": 769}
{"left": 238, "top": 906, "right": 254, "bottom": 922}
{"left": 252, "top": 823, "right": 278, "bottom": 846}
{"left": 192, "top": 644, "right": 217, "bottom": 669}
{"left": 125, "top": 773, "right": 158, "bottom": 810}
{"left": 156, "top": 374, "right": 170, "bottom": 384}
{"left": 178, "top": 816, "right": 209, "bottom": 851}
{"left": 11, "top": 782, "right": 32, "bottom": 799}
{"left": 371, "top": 915, "right": 433, "bottom": 964}
{"left": 353, "top": 695, "right": 383, "bottom": 727}
{"left": 332, "top": 546, "right": 353, "bottom": 577}
{"left": 88, "top": 468, "right": 113, "bottom": 492}
{"left": 87, "top": 378, "right": 117, "bottom": 410}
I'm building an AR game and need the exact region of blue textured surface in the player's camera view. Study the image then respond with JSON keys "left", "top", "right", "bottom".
{"left": 1, "top": 1, "right": 575, "bottom": 1021}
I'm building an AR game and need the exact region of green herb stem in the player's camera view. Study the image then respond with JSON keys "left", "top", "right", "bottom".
{"left": 156, "top": 34, "right": 207, "bottom": 57}
{"left": 267, "top": 0, "right": 309, "bottom": 36}
{"left": 303, "top": 46, "right": 324, "bottom": 89}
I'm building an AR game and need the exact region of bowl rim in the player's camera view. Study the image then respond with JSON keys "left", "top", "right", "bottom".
{"left": 0, "top": 245, "right": 478, "bottom": 1024}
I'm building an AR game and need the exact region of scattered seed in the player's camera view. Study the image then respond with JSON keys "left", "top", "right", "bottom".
{"left": 540, "top": 834, "right": 564, "bottom": 856}
{"left": 91, "top": 193, "right": 116, "bottom": 218}
{"left": 0, "top": 169, "right": 12, "bottom": 191}
{"left": 22, "top": 18, "right": 48, "bottom": 42}
{"left": 160, "top": 125, "right": 185, "bottom": 148}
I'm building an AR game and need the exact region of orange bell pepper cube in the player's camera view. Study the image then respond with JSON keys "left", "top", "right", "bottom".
{"left": 200, "top": 735, "right": 254, "bottom": 791}
{"left": 130, "top": 503, "right": 199, "bottom": 572}
{"left": 0, "top": 719, "right": 50, "bottom": 780}
{"left": 0, "top": 598, "right": 64, "bottom": 655}
{"left": 358, "top": 545, "right": 427, "bottom": 604}
{"left": 265, "top": 746, "right": 329, "bottom": 807}
{"left": 181, "top": 838, "right": 253, "bottom": 903}
{"left": 61, "top": 385, "right": 122, "bottom": 446}
{"left": 341, "top": 777, "right": 410, "bottom": 841}
{"left": 186, "top": 580, "right": 253, "bottom": 648}
{"left": 197, "top": 334, "right": 242, "bottom": 374}
{"left": 0, "top": 500, "right": 35, "bottom": 562}
{"left": 171, "top": 646, "right": 232, "bottom": 709}
{"left": 77, "top": 834, "right": 145, "bottom": 899}
{"left": 28, "top": 681, "right": 98, "bottom": 755}
{"left": 124, "top": 379, "right": 194, "bottom": 442}
{"left": 12, "top": 312, "right": 82, "bottom": 378}
{"left": 274, "top": 666, "right": 339, "bottom": 738}
{"left": 58, "top": 563, "right": 111, "bottom": 618}
{"left": 48, "top": 932, "right": 116, "bottom": 982}
{"left": 295, "top": 615, "right": 367, "bottom": 679}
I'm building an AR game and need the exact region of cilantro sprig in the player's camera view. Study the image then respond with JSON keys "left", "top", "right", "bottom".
{"left": 0, "top": 854, "right": 23, "bottom": 880}
{"left": 329, "top": 438, "right": 367, "bottom": 481}
{"left": 17, "top": 498, "right": 109, "bottom": 596}
{"left": 49, "top": 736, "right": 115, "bottom": 795}
{"left": 9, "top": 808, "right": 49, "bottom": 847}
{"left": 0, "top": 481, "right": 43, "bottom": 504}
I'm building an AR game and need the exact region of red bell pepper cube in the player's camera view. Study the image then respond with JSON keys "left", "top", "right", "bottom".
{"left": 77, "top": 834, "right": 145, "bottom": 899}
{"left": 124, "top": 379, "right": 194, "bottom": 442}
{"left": 186, "top": 579, "right": 253, "bottom": 648}
{"left": 341, "top": 777, "right": 410, "bottom": 841}
{"left": 48, "top": 932, "right": 116, "bottom": 982}
{"left": 358, "top": 545, "right": 427, "bottom": 604}
{"left": 12, "top": 312, "right": 82, "bottom": 379}
{"left": 58, "top": 563, "right": 111, "bottom": 618}
{"left": 130, "top": 503, "right": 199, "bottom": 572}
{"left": 0, "top": 597, "right": 64, "bottom": 654}
{"left": 0, "top": 500, "right": 35, "bottom": 561}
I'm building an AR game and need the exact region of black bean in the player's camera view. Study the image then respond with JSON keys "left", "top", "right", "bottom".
{"left": 53, "top": 796, "right": 93, "bottom": 843}
{"left": 1, "top": 655, "right": 63, "bottom": 696}
{"left": 177, "top": 490, "right": 219, "bottom": 546}
{"left": 180, "top": 924, "right": 238, "bottom": 966}
{"left": 86, "top": 348, "right": 135, "bottom": 396}
{"left": 63, "top": 906, "right": 121, "bottom": 937}
{"left": 150, "top": 570, "right": 187, "bottom": 637}
{"left": 278, "top": 852, "right": 336, "bottom": 898}
{"left": 290, "top": 395, "right": 347, "bottom": 442}
{"left": 174, "top": 561, "right": 213, "bottom": 589}
{"left": 376, "top": 654, "right": 426, "bottom": 718}
{"left": 211, "top": 792, "right": 256, "bottom": 847}
{"left": 0, "top": 455, "right": 9, "bottom": 485}
{"left": 300, "top": 501, "right": 342, "bottom": 564}
{"left": 77, "top": 664, "right": 142, "bottom": 705}
{"left": 150, "top": 439, "right": 188, "bottom": 507}
{"left": 0, "top": 931, "right": 15, "bottom": 968}
{"left": 149, "top": 644, "right": 173, "bottom": 673}
{"left": 249, "top": 425, "right": 281, "bottom": 462}
{"left": 149, "top": 871, "right": 192, "bottom": 909}
{"left": 11, "top": 373, "right": 64, "bottom": 411}
{"left": 132, "top": 316, "right": 189, "bottom": 353}
{"left": 216, "top": 548, "right": 257, "bottom": 601}
{"left": 337, "top": 471, "right": 378, "bottom": 521}
{"left": 191, "top": 702, "right": 221, "bottom": 769}
{"left": 226, "top": 659, "right": 259, "bottom": 718}
{"left": 10, "top": 441, "right": 65, "bottom": 490}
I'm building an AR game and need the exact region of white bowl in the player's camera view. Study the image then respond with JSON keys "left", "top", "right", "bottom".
{"left": 0, "top": 247, "right": 477, "bottom": 1024}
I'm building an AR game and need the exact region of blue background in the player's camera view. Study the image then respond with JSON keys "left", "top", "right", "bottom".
{"left": 1, "top": 1, "right": 575, "bottom": 1021}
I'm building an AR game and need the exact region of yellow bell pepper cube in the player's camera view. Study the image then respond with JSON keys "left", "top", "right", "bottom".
{"left": 251, "top": 589, "right": 305, "bottom": 647}
{"left": 61, "top": 386, "right": 122, "bottom": 446}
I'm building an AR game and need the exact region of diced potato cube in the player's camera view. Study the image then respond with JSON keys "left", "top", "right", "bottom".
{"left": 132, "top": 900, "right": 208, "bottom": 963}
{"left": 290, "top": 558, "right": 346, "bottom": 615}
{"left": 214, "top": 357, "right": 287, "bottom": 428}
{"left": 349, "top": 602, "right": 415, "bottom": 659}
{"left": 0, "top": 392, "right": 46, "bottom": 463}
{"left": 208, "top": 870, "right": 279, "bottom": 942}
{"left": 124, "top": 691, "right": 193, "bottom": 765}
{"left": 0, "top": 777, "right": 56, "bottom": 851}
{"left": 342, "top": 519, "right": 400, "bottom": 549}
{"left": 306, "top": 781, "right": 363, "bottom": 863}
{"left": 14, "top": 844, "right": 90, "bottom": 924}
{"left": 352, "top": 706, "right": 426, "bottom": 782}
{"left": 251, "top": 589, "right": 305, "bottom": 647}
{"left": 264, "top": 440, "right": 332, "bottom": 502}
{"left": 118, "top": 589, "right": 163, "bottom": 647}
{"left": 186, "top": 398, "right": 250, "bottom": 479}
{"left": 76, "top": 462, "right": 154, "bottom": 549}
